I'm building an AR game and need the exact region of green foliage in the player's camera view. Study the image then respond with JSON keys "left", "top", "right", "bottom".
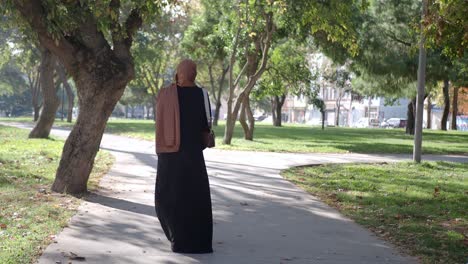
{"left": 1, "top": 0, "right": 170, "bottom": 42}
{"left": 255, "top": 39, "right": 314, "bottom": 100}
{"left": 181, "top": 0, "right": 228, "bottom": 64}
{"left": 130, "top": 2, "right": 191, "bottom": 98}
{"left": 425, "top": 0, "right": 468, "bottom": 58}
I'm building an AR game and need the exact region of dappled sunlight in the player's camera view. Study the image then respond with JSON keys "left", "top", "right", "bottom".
{"left": 36, "top": 133, "right": 416, "bottom": 263}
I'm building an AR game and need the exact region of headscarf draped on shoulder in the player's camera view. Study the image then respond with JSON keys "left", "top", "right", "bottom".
{"left": 155, "top": 59, "right": 198, "bottom": 153}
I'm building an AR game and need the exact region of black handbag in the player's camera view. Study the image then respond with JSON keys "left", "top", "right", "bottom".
{"left": 202, "top": 88, "right": 215, "bottom": 148}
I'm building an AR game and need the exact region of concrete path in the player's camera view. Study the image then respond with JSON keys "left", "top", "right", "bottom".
{"left": 3, "top": 123, "right": 467, "bottom": 264}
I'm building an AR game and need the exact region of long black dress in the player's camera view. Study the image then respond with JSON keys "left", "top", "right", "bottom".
{"left": 155, "top": 86, "right": 213, "bottom": 253}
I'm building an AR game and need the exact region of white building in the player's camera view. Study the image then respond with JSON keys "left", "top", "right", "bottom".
{"left": 282, "top": 88, "right": 408, "bottom": 127}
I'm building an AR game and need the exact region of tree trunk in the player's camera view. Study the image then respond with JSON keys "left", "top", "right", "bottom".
{"left": 335, "top": 100, "right": 341, "bottom": 127}
{"left": 224, "top": 112, "right": 236, "bottom": 145}
{"left": 146, "top": 104, "right": 151, "bottom": 120}
{"left": 426, "top": 95, "right": 432, "bottom": 129}
{"left": 213, "top": 102, "right": 222, "bottom": 126}
{"left": 321, "top": 110, "right": 325, "bottom": 130}
{"left": 406, "top": 98, "right": 416, "bottom": 135}
{"left": 271, "top": 97, "right": 278, "bottom": 126}
{"left": 29, "top": 49, "right": 59, "bottom": 138}
{"left": 451, "top": 86, "right": 459, "bottom": 130}
{"left": 208, "top": 64, "right": 228, "bottom": 127}
{"left": 441, "top": 79, "right": 450, "bottom": 130}
{"left": 29, "top": 67, "right": 42, "bottom": 122}
{"left": 239, "top": 98, "right": 255, "bottom": 140}
{"left": 52, "top": 78, "right": 127, "bottom": 194}
{"left": 273, "top": 94, "right": 286, "bottom": 127}
{"left": 57, "top": 63, "right": 74, "bottom": 123}
{"left": 33, "top": 106, "right": 41, "bottom": 121}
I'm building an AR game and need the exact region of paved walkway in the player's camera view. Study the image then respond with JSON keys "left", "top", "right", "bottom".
{"left": 3, "top": 123, "right": 467, "bottom": 264}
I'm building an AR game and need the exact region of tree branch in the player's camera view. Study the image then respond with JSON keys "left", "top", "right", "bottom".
{"left": 12, "top": 0, "right": 77, "bottom": 70}
{"left": 113, "top": 7, "right": 143, "bottom": 61}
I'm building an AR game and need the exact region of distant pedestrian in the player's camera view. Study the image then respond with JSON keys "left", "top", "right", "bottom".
{"left": 154, "top": 59, "right": 213, "bottom": 253}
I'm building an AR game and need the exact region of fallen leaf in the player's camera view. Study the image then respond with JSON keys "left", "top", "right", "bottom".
{"left": 0, "top": 223, "right": 6, "bottom": 229}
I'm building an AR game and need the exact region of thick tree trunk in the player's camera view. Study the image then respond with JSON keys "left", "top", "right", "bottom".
{"left": 272, "top": 94, "right": 285, "bottom": 127}
{"left": 223, "top": 113, "right": 236, "bottom": 145}
{"left": 52, "top": 81, "right": 126, "bottom": 194}
{"left": 29, "top": 49, "right": 59, "bottom": 138}
{"left": 406, "top": 98, "right": 416, "bottom": 135}
{"left": 441, "top": 79, "right": 450, "bottom": 130}
{"left": 271, "top": 97, "right": 278, "bottom": 126}
{"left": 245, "top": 99, "right": 255, "bottom": 140}
{"left": 451, "top": 86, "right": 459, "bottom": 130}
{"left": 426, "top": 95, "right": 432, "bottom": 129}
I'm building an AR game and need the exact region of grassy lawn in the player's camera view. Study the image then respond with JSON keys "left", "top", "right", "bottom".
{"left": 283, "top": 162, "right": 468, "bottom": 264}
{"left": 0, "top": 125, "right": 114, "bottom": 264}
{"left": 1, "top": 117, "right": 467, "bottom": 154}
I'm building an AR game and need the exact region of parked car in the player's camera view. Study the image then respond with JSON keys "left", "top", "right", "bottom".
{"left": 254, "top": 114, "right": 268, "bottom": 121}
{"left": 353, "top": 117, "right": 380, "bottom": 128}
{"left": 380, "top": 118, "right": 407, "bottom": 128}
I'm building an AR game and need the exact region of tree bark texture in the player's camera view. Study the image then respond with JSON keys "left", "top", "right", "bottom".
{"left": 451, "top": 86, "right": 459, "bottom": 130}
{"left": 272, "top": 94, "right": 286, "bottom": 127}
{"left": 441, "top": 79, "right": 450, "bottom": 131}
{"left": 406, "top": 98, "right": 416, "bottom": 135}
{"left": 29, "top": 49, "right": 59, "bottom": 138}
{"left": 238, "top": 98, "right": 255, "bottom": 140}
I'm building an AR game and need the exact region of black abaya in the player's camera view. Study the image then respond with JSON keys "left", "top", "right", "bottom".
{"left": 155, "top": 86, "right": 213, "bottom": 253}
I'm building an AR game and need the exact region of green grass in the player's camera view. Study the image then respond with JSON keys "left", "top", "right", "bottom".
{"left": 1, "top": 117, "right": 467, "bottom": 154}
{"left": 0, "top": 125, "right": 114, "bottom": 264}
{"left": 283, "top": 162, "right": 468, "bottom": 264}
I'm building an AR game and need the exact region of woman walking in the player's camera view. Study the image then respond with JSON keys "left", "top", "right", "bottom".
{"left": 155, "top": 59, "right": 213, "bottom": 253}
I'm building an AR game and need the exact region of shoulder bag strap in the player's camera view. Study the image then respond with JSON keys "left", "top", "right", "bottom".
{"left": 202, "top": 88, "right": 212, "bottom": 128}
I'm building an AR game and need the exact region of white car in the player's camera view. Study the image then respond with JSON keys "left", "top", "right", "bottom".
{"left": 381, "top": 118, "right": 407, "bottom": 128}
{"left": 353, "top": 117, "right": 379, "bottom": 128}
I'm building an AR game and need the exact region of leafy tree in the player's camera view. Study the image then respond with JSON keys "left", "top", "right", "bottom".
{"left": 255, "top": 39, "right": 314, "bottom": 127}
{"left": 0, "top": 60, "right": 29, "bottom": 116}
{"left": 425, "top": 0, "right": 467, "bottom": 58}
{"left": 132, "top": 6, "right": 190, "bottom": 121}
{"left": 2, "top": 0, "right": 172, "bottom": 194}
{"left": 220, "top": 0, "right": 363, "bottom": 143}
{"left": 181, "top": 0, "right": 229, "bottom": 126}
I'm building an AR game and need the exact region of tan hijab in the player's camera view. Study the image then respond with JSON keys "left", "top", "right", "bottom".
{"left": 156, "top": 59, "right": 198, "bottom": 153}
{"left": 175, "top": 59, "right": 197, "bottom": 87}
